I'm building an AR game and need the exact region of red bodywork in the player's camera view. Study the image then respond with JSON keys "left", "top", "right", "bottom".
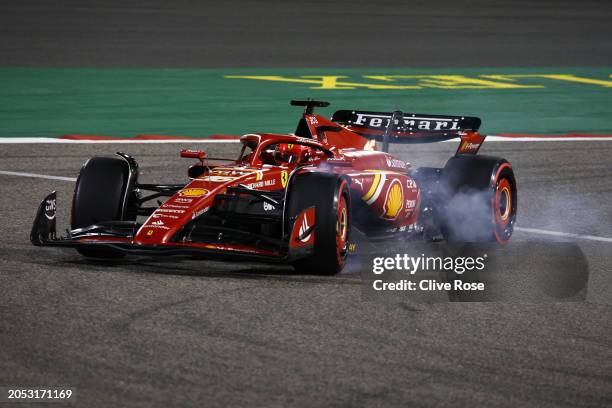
{"left": 33, "top": 105, "right": 490, "bottom": 262}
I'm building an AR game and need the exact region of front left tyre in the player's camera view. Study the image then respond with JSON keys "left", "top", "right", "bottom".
{"left": 287, "top": 172, "right": 351, "bottom": 275}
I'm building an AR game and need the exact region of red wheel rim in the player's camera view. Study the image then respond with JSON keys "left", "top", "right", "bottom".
{"left": 495, "top": 178, "right": 512, "bottom": 228}
{"left": 336, "top": 193, "right": 348, "bottom": 264}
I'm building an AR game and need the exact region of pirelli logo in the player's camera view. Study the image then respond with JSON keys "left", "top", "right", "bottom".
{"left": 225, "top": 74, "right": 612, "bottom": 90}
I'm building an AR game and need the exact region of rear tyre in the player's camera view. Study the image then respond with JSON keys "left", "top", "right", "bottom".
{"left": 288, "top": 173, "right": 351, "bottom": 275}
{"left": 439, "top": 155, "right": 517, "bottom": 243}
{"left": 71, "top": 156, "right": 136, "bottom": 258}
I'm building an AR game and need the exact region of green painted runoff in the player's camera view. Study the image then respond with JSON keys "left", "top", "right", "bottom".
{"left": 1, "top": 67, "right": 611, "bottom": 137}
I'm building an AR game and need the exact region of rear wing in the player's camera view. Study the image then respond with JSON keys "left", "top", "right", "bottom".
{"left": 331, "top": 109, "right": 484, "bottom": 154}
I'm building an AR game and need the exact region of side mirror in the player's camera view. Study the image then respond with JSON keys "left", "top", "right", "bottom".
{"left": 180, "top": 149, "right": 207, "bottom": 161}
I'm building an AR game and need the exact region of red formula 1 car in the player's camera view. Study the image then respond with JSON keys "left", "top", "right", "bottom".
{"left": 31, "top": 100, "right": 517, "bottom": 274}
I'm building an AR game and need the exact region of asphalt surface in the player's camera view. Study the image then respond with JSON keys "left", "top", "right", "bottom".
{"left": 2, "top": 0, "right": 612, "bottom": 406}
{"left": 1, "top": 141, "right": 612, "bottom": 406}
{"left": 1, "top": 0, "right": 612, "bottom": 67}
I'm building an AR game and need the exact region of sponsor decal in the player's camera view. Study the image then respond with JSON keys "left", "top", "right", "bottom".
{"left": 163, "top": 204, "right": 190, "bottom": 209}
{"left": 157, "top": 214, "right": 180, "bottom": 219}
{"left": 406, "top": 199, "right": 416, "bottom": 209}
{"left": 295, "top": 137, "right": 313, "bottom": 144}
{"left": 386, "top": 158, "right": 406, "bottom": 169}
{"left": 353, "top": 178, "right": 364, "bottom": 190}
{"left": 244, "top": 179, "right": 276, "bottom": 189}
{"left": 263, "top": 201, "right": 276, "bottom": 211}
{"left": 204, "top": 168, "right": 267, "bottom": 183}
{"left": 460, "top": 141, "right": 480, "bottom": 153}
{"left": 152, "top": 220, "right": 164, "bottom": 226}
{"left": 160, "top": 204, "right": 189, "bottom": 208}
{"left": 179, "top": 188, "right": 209, "bottom": 197}
{"left": 298, "top": 213, "right": 312, "bottom": 242}
{"left": 146, "top": 229, "right": 154, "bottom": 237}
{"left": 388, "top": 224, "right": 415, "bottom": 233}
{"left": 147, "top": 224, "right": 170, "bottom": 230}
{"left": 406, "top": 179, "right": 417, "bottom": 189}
{"left": 207, "top": 175, "right": 236, "bottom": 182}
{"left": 175, "top": 197, "right": 193, "bottom": 203}
{"left": 291, "top": 207, "right": 315, "bottom": 247}
{"left": 44, "top": 198, "right": 56, "bottom": 220}
{"left": 308, "top": 116, "right": 318, "bottom": 125}
{"left": 280, "top": 171, "right": 288, "bottom": 188}
{"left": 383, "top": 180, "right": 404, "bottom": 220}
{"left": 157, "top": 208, "right": 185, "bottom": 214}
{"left": 192, "top": 206, "right": 210, "bottom": 219}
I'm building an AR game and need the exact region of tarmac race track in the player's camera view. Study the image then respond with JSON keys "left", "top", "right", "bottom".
{"left": 1, "top": 141, "right": 612, "bottom": 407}
{"left": 2, "top": 0, "right": 612, "bottom": 405}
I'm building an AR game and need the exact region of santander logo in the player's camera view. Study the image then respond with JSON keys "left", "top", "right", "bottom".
{"left": 298, "top": 215, "right": 311, "bottom": 242}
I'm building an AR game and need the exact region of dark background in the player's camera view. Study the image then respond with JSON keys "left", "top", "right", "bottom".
{"left": 1, "top": 0, "right": 612, "bottom": 67}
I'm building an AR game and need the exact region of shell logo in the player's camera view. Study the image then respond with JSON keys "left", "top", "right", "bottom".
{"left": 179, "top": 188, "right": 209, "bottom": 197}
{"left": 383, "top": 180, "right": 403, "bottom": 219}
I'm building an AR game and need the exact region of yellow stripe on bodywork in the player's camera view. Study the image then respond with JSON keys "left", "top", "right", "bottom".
{"left": 362, "top": 172, "right": 387, "bottom": 205}
{"left": 361, "top": 173, "right": 381, "bottom": 202}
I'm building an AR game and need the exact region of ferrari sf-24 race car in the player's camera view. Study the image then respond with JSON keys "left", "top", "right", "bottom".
{"left": 31, "top": 100, "right": 517, "bottom": 274}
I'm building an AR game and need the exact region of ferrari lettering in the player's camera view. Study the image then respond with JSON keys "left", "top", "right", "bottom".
{"left": 354, "top": 113, "right": 460, "bottom": 131}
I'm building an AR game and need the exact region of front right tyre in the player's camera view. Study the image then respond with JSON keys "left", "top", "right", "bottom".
{"left": 71, "top": 156, "right": 137, "bottom": 258}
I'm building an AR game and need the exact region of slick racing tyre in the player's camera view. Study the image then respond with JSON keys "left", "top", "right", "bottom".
{"left": 71, "top": 156, "right": 137, "bottom": 258}
{"left": 439, "top": 155, "right": 517, "bottom": 243}
{"left": 288, "top": 173, "right": 351, "bottom": 275}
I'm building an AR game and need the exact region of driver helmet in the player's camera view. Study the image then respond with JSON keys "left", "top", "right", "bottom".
{"left": 274, "top": 143, "right": 311, "bottom": 164}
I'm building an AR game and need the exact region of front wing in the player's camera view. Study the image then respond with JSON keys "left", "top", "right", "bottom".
{"left": 31, "top": 191, "right": 310, "bottom": 263}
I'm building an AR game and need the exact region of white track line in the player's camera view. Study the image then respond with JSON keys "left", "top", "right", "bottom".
{"left": 0, "top": 170, "right": 77, "bottom": 182}
{"left": 514, "top": 227, "right": 612, "bottom": 243}
{"left": 0, "top": 136, "right": 612, "bottom": 143}
{"left": 0, "top": 138, "right": 239, "bottom": 144}
{"left": 486, "top": 136, "right": 612, "bottom": 142}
